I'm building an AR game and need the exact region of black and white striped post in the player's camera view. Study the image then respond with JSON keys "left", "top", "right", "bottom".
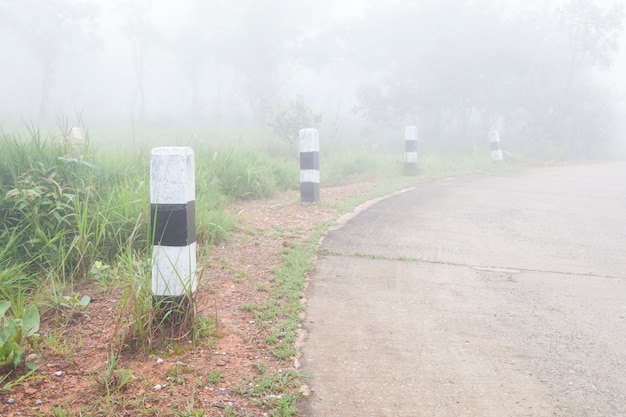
{"left": 150, "top": 147, "right": 196, "bottom": 312}
{"left": 404, "top": 125, "right": 418, "bottom": 174}
{"left": 489, "top": 130, "right": 503, "bottom": 162}
{"left": 299, "top": 128, "right": 320, "bottom": 203}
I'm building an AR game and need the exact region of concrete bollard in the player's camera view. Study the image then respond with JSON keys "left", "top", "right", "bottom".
{"left": 489, "top": 130, "right": 503, "bottom": 162}
{"left": 404, "top": 126, "right": 418, "bottom": 174}
{"left": 299, "top": 128, "right": 320, "bottom": 203}
{"left": 58, "top": 126, "right": 92, "bottom": 166}
{"left": 150, "top": 147, "right": 196, "bottom": 310}
{"left": 70, "top": 126, "right": 84, "bottom": 143}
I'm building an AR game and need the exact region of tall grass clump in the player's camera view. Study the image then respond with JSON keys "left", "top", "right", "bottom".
{"left": 1, "top": 127, "right": 297, "bottom": 283}
{"left": 201, "top": 146, "right": 298, "bottom": 200}
{"left": 193, "top": 145, "right": 297, "bottom": 245}
{"left": 1, "top": 131, "right": 99, "bottom": 281}
{"left": 323, "top": 151, "right": 405, "bottom": 186}
{"left": 0, "top": 126, "right": 156, "bottom": 314}
{"left": 418, "top": 152, "right": 496, "bottom": 179}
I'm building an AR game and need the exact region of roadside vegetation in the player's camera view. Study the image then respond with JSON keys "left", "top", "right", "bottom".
{"left": 0, "top": 120, "right": 581, "bottom": 415}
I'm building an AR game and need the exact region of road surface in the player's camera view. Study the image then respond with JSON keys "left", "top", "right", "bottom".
{"left": 300, "top": 161, "right": 626, "bottom": 417}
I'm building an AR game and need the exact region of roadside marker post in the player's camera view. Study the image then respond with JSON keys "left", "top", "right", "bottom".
{"left": 489, "top": 130, "right": 504, "bottom": 162}
{"left": 299, "top": 128, "right": 320, "bottom": 203}
{"left": 150, "top": 147, "right": 197, "bottom": 313}
{"left": 404, "top": 126, "right": 418, "bottom": 174}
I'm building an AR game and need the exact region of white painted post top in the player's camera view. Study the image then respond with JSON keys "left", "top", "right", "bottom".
{"left": 405, "top": 126, "right": 418, "bottom": 141}
{"left": 489, "top": 130, "right": 500, "bottom": 142}
{"left": 70, "top": 126, "right": 84, "bottom": 142}
{"left": 150, "top": 147, "right": 195, "bottom": 205}
{"left": 299, "top": 128, "right": 319, "bottom": 153}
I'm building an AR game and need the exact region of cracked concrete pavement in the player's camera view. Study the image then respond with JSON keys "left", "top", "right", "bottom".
{"left": 300, "top": 161, "right": 626, "bottom": 417}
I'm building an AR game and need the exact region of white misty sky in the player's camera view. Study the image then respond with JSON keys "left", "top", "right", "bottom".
{"left": 3, "top": 0, "right": 625, "bottom": 122}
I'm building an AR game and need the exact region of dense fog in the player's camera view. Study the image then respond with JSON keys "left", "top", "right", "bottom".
{"left": 0, "top": 0, "right": 625, "bottom": 156}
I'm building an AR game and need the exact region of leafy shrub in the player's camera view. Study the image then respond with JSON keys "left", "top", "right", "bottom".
{"left": 0, "top": 301, "right": 40, "bottom": 370}
{"left": 2, "top": 162, "right": 85, "bottom": 273}
{"left": 268, "top": 96, "right": 322, "bottom": 155}
{"left": 210, "top": 150, "right": 278, "bottom": 200}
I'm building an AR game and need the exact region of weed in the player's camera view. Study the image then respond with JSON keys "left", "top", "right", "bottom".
{"left": 222, "top": 408, "right": 240, "bottom": 417}
{"left": 93, "top": 348, "right": 134, "bottom": 396}
{"left": 0, "top": 301, "right": 40, "bottom": 369}
{"left": 240, "top": 303, "right": 256, "bottom": 312}
{"left": 89, "top": 260, "right": 112, "bottom": 281}
{"left": 43, "top": 327, "right": 75, "bottom": 360}
{"left": 206, "top": 369, "right": 222, "bottom": 384}
{"left": 249, "top": 370, "right": 302, "bottom": 395}
{"left": 253, "top": 361, "right": 266, "bottom": 374}
{"left": 180, "top": 410, "right": 205, "bottom": 417}
{"left": 52, "top": 406, "right": 70, "bottom": 417}
{"left": 1, "top": 367, "right": 39, "bottom": 391}
{"left": 238, "top": 369, "right": 303, "bottom": 416}
{"left": 59, "top": 293, "right": 91, "bottom": 318}
{"left": 271, "top": 345, "right": 296, "bottom": 361}
{"left": 191, "top": 313, "right": 218, "bottom": 344}
{"left": 0, "top": 261, "right": 34, "bottom": 312}
{"left": 166, "top": 364, "right": 187, "bottom": 385}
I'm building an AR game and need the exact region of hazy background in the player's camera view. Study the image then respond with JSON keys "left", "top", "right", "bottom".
{"left": 0, "top": 0, "right": 625, "bottom": 158}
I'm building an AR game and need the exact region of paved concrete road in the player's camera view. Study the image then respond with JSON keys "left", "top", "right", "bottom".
{"left": 301, "top": 162, "right": 626, "bottom": 417}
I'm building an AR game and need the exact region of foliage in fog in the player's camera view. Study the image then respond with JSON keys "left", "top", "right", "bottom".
{"left": 0, "top": 0, "right": 98, "bottom": 120}
{"left": 0, "top": 0, "right": 624, "bottom": 157}
{"left": 269, "top": 96, "right": 322, "bottom": 156}
{"left": 343, "top": 0, "right": 624, "bottom": 154}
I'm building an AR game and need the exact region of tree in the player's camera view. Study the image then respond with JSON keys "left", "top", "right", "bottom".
{"left": 171, "top": 27, "right": 207, "bottom": 125}
{"left": 559, "top": 0, "right": 625, "bottom": 90}
{"left": 0, "top": 0, "right": 98, "bottom": 120}
{"left": 166, "top": 0, "right": 235, "bottom": 126}
{"left": 268, "top": 95, "right": 322, "bottom": 156}
{"left": 118, "top": 0, "right": 160, "bottom": 123}
{"left": 224, "top": 0, "right": 318, "bottom": 127}
{"left": 553, "top": 0, "right": 624, "bottom": 153}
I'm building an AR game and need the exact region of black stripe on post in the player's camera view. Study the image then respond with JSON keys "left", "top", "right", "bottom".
{"left": 300, "top": 151, "right": 319, "bottom": 171}
{"left": 300, "top": 182, "right": 320, "bottom": 203}
{"left": 150, "top": 201, "right": 196, "bottom": 247}
{"left": 404, "top": 126, "right": 419, "bottom": 175}
{"left": 489, "top": 130, "right": 503, "bottom": 162}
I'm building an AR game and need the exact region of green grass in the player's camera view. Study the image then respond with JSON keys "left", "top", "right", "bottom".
{"left": 235, "top": 368, "right": 303, "bottom": 417}
{"left": 205, "top": 370, "right": 222, "bottom": 384}
{"left": 0, "top": 127, "right": 292, "bottom": 290}
{"left": 323, "top": 151, "right": 405, "bottom": 186}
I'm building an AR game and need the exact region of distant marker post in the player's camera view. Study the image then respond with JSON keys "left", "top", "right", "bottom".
{"left": 299, "top": 128, "right": 320, "bottom": 203}
{"left": 150, "top": 147, "right": 197, "bottom": 315}
{"left": 404, "top": 126, "right": 418, "bottom": 174}
{"left": 489, "top": 130, "right": 503, "bottom": 162}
